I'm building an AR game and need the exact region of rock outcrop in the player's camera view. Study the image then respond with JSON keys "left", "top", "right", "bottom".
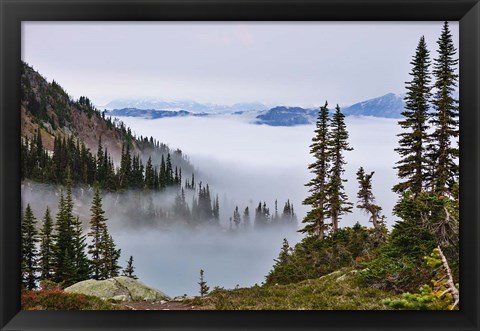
{"left": 64, "top": 276, "right": 171, "bottom": 302}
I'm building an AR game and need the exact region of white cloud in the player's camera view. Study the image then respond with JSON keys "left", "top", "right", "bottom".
{"left": 22, "top": 22, "right": 458, "bottom": 106}
{"left": 117, "top": 115, "right": 402, "bottom": 227}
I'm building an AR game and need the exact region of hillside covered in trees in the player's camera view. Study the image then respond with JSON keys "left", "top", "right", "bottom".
{"left": 20, "top": 60, "right": 298, "bottom": 296}
{"left": 187, "top": 21, "right": 460, "bottom": 310}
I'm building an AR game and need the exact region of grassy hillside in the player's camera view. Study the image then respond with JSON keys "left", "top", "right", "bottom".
{"left": 188, "top": 268, "right": 397, "bottom": 310}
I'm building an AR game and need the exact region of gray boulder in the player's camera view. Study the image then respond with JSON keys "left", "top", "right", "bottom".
{"left": 64, "top": 276, "right": 171, "bottom": 302}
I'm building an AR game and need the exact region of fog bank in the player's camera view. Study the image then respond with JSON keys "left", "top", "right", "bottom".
{"left": 118, "top": 115, "right": 402, "bottom": 228}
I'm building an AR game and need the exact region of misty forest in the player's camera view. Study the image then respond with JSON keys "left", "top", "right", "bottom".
{"left": 21, "top": 22, "right": 459, "bottom": 310}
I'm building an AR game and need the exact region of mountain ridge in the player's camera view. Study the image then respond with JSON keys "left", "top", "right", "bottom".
{"left": 106, "top": 93, "right": 407, "bottom": 127}
{"left": 20, "top": 61, "right": 193, "bottom": 172}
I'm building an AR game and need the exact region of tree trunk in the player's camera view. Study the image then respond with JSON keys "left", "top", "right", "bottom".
{"left": 437, "top": 246, "right": 459, "bottom": 309}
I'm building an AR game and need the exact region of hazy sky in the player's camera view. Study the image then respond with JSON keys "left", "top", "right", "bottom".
{"left": 22, "top": 21, "right": 458, "bottom": 107}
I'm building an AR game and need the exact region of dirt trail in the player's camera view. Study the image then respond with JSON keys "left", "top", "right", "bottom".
{"left": 120, "top": 300, "right": 199, "bottom": 310}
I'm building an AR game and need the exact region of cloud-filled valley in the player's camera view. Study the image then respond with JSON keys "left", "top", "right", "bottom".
{"left": 22, "top": 113, "right": 402, "bottom": 297}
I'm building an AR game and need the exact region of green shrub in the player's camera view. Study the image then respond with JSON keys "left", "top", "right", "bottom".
{"left": 357, "top": 212, "right": 437, "bottom": 293}
{"left": 383, "top": 248, "right": 459, "bottom": 310}
{"left": 266, "top": 224, "right": 387, "bottom": 285}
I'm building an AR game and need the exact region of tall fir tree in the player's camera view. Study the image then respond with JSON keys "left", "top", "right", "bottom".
{"left": 327, "top": 104, "right": 353, "bottom": 233}
{"left": 212, "top": 194, "right": 220, "bottom": 223}
{"left": 88, "top": 186, "right": 108, "bottom": 279}
{"left": 53, "top": 171, "right": 76, "bottom": 284}
{"left": 255, "top": 202, "right": 270, "bottom": 229}
{"left": 427, "top": 21, "right": 459, "bottom": 196}
{"left": 119, "top": 143, "right": 132, "bottom": 190}
{"left": 233, "top": 206, "right": 241, "bottom": 228}
{"left": 144, "top": 156, "right": 155, "bottom": 190}
{"left": 166, "top": 153, "right": 173, "bottom": 185}
{"left": 39, "top": 207, "right": 55, "bottom": 281}
{"left": 301, "top": 102, "right": 331, "bottom": 239}
{"left": 243, "top": 206, "right": 250, "bottom": 229}
{"left": 21, "top": 204, "right": 38, "bottom": 290}
{"left": 99, "top": 227, "right": 121, "bottom": 279}
{"left": 282, "top": 200, "right": 297, "bottom": 225}
{"left": 173, "top": 188, "right": 190, "bottom": 222}
{"left": 159, "top": 155, "right": 166, "bottom": 189}
{"left": 96, "top": 136, "right": 105, "bottom": 184}
{"left": 393, "top": 36, "right": 432, "bottom": 197}
{"left": 71, "top": 216, "right": 91, "bottom": 282}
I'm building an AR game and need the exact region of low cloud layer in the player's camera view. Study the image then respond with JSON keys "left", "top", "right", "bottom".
{"left": 119, "top": 115, "right": 402, "bottom": 228}
{"left": 22, "top": 115, "right": 403, "bottom": 296}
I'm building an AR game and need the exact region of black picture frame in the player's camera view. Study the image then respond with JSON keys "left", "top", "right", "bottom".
{"left": 1, "top": 0, "right": 479, "bottom": 330}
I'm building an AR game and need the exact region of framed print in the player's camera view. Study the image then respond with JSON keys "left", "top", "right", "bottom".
{"left": 1, "top": 0, "right": 479, "bottom": 330}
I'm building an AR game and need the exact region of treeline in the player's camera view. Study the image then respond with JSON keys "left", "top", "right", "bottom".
{"left": 22, "top": 131, "right": 297, "bottom": 231}
{"left": 21, "top": 60, "right": 187, "bottom": 183}
{"left": 21, "top": 175, "right": 136, "bottom": 290}
{"left": 21, "top": 133, "right": 183, "bottom": 191}
{"left": 299, "top": 102, "right": 385, "bottom": 239}
{"left": 360, "top": 21, "right": 459, "bottom": 293}
{"left": 170, "top": 183, "right": 296, "bottom": 230}
{"left": 268, "top": 22, "right": 459, "bottom": 304}
{"left": 227, "top": 199, "right": 297, "bottom": 231}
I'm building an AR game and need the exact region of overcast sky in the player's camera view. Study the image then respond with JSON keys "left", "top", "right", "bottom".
{"left": 22, "top": 21, "right": 458, "bottom": 107}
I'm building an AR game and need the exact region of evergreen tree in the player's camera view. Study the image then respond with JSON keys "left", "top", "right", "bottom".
{"left": 173, "top": 188, "right": 190, "bottom": 222}
{"left": 255, "top": 202, "right": 270, "bottom": 229}
{"left": 119, "top": 143, "right": 132, "bottom": 189}
{"left": 53, "top": 172, "right": 76, "bottom": 283}
{"left": 274, "top": 238, "right": 291, "bottom": 267}
{"left": 88, "top": 186, "right": 107, "bottom": 279}
{"left": 427, "top": 21, "right": 459, "bottom": 196}
{"left": 197, "top": 183, "right": 213, "bottom": 222}
{"left": 71, "top": 216, "right": 91, "bottom": 282}
{"left": 243, "top": 206, "right": 250, "bottom": 229}
{"left": 144, "top": 156, "right": 155, "bottom": 189}
{"left": 39, "top": 207, "right": 55, "bottom": 281}
{"left": 233, "top": 206, "right": 241, "bottom": 228}
{"left": 159, "top": 155, "right": 166, "bottom": 189}
{"left": 274, "top": 199, "right": 279, "bottom": 222}
{"left": 166, "top": 153, "right": 173, "bottom": 185}
{"left": 282, "top": 200, "right": 297, "bottom": 225}
{"left": 393, "top": 36, "right": 432, "bottom": 197}
{"left": 198, "top": 269, "right": 210, "bottom": 297}
{"left": 265, "top": 238, "right": 293, "bottom": 284}
{"left": 21, "top": 204, "right": 38, "bottom": 290}
{"left": 96, "top": 136, "right": 105, "bottom": 184}
{"left": 327, "top": 104, "right": 353, "bottom": 233}
{"left": 122, "top": 256, "right": 138, "bottom": 279}
{"left": 212, "top": 194, "right": 220, "bottom": 223}
{"left": 356, "top": 167, "right": 383, "bottom": 228}
{"left": 60, "top": 248, "right": 77, "bottom": 287}
{"left": 99, "top": 227, "right": 121, "bottom": 279}
{"left": 301, "top": 102, "right": 331, "bottom": 239}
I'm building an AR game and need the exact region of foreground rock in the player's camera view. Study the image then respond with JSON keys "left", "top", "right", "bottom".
{"left": 65, "top": 276, "right": 171, "bottom": 302}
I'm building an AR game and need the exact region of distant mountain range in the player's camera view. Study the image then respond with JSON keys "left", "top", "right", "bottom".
{"left": 106, "top": 93, "right": 409, "bottom": 126}
{"left": 104, "top": 99, "right": 268, "bottom": 114}
{"left": 108, "top": 108, "right": 210, "bottom": 119}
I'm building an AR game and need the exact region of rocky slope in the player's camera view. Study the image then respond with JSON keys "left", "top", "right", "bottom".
{"left": 21, "top": 62, "right": 192, "bottom": 170}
